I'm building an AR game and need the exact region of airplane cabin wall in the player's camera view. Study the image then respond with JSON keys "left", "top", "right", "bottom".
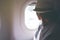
{"left": 13, "top": 0, "right": 37, "bottom": 40}
{"left": 0, "top": 0, "right": 15, "bottom": 40}
{"left": 0, "top": 0, "right": 36, "bottom": 40}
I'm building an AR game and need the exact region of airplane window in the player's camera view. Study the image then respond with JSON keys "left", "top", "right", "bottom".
{"left": 25, "top": 4, "right": 42, "bottom": 30}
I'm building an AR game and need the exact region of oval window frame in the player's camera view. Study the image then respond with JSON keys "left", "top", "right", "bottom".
{"left": 24, "top": 1, "right": 42, "bottom": 30}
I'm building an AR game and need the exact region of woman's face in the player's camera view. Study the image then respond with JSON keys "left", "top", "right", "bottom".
{"left": 36, "top": 13, "right": 50, "bottom": 26}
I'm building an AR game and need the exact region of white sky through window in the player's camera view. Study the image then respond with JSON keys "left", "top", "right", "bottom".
{"left": 25, "top": 5, "right": 42, "bottom": 30}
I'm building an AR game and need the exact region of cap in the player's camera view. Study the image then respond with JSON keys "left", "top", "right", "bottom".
{"left": 34, "top": 0, "right": 54, "bottom": 13}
